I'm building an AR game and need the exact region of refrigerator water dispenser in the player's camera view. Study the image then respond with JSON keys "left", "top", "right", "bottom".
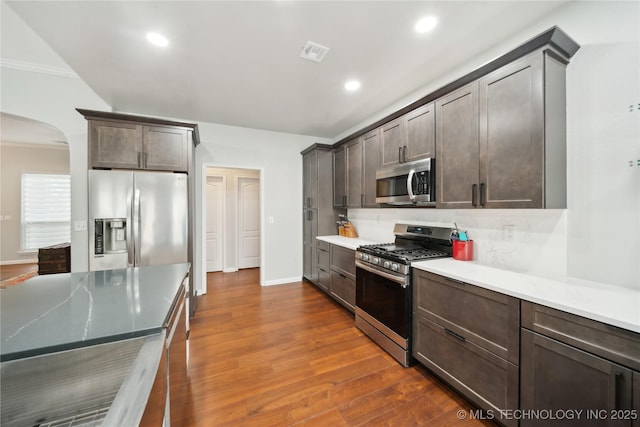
{"left": 94, "top": 219, "right": 127, "bottom": 255}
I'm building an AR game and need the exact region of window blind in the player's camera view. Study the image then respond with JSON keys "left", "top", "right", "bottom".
{"left": 21, "top": 173, "right": 71, "bottom": 251}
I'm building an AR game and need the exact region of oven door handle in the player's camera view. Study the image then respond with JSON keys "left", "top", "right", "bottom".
{"left": 356, "top": 260, "right": 408, "bottom": 288}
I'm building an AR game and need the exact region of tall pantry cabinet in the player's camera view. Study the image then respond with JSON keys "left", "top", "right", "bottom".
{"left": 302, "top": 145, "right": 336, "bottom": 282}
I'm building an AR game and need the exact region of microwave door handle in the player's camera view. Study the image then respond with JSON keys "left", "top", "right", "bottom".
{"left": 407, "top": 169, "right": 416, "bottom": 202}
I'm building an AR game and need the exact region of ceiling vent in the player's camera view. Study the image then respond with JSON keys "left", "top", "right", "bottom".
{"left": 300, "top": 41, "right": 330, "bottom": 63}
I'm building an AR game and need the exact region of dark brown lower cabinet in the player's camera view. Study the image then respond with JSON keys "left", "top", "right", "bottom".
{"left": 329, "top": 245, "right": 356, "bottom": 312}
{"left": 520, "top": 328, "right": 635, "bottom": 427}
{"left": 316, "top": 240, "right": 330, "bottom": 292}
{"left": 633, "top": 373, "right": 640, "bottom": 427}
{"left": 413, "top": 315, "right": 518, "bottom": 427}
{"left": 330, "top": 270, "right": 355, "bottom": 312}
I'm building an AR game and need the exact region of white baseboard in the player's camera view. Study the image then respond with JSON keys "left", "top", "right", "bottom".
{"left": 223, "top": 267, "right": 238, "bottom": 273}
{"left": 262, "top": 276, "right": 302, "bottom": 286}
{"left": 1, "top": 259, "right": 38, "bottom": 266}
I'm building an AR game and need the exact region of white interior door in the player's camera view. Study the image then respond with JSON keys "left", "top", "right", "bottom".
{"left": 238, "top": 177, "right": 260, "bottom": 269}
{"left": 206, "top": 176, "right": 224, "bottom": 272}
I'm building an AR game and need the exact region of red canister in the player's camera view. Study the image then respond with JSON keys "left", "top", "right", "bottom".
{"left": 453, "top": 240, "right": 474, "bottom": 261}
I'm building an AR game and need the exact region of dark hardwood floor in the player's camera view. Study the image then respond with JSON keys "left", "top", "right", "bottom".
{"left": 0, "top": 263, "right": 37, "bottom": 281}
{"left": 183, "top": 268, "right": 495, "bottom": 426}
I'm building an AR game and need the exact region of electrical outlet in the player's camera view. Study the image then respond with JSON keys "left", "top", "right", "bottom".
{"left": 503, "top": 225, "right": 516, "bottom": 242}
{"left": 268, "top": 216, "right": 274, "bottom": 224}
{"left": 73, "top": 221, "right": 87, "bottom": 231}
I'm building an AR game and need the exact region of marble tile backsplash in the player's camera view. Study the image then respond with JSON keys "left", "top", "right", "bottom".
{"left": 348, "top": 208, "right": 567, "bottom": 280}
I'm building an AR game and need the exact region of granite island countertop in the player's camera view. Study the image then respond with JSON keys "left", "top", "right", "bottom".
{"left": 1, "top": 263, "right": 190, "bottom": 362}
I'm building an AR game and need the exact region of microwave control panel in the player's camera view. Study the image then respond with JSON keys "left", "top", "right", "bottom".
{"left": 414, "top": 171, "right": 430, "bottom": 195}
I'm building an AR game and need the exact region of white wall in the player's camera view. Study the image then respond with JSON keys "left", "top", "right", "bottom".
{"left": 194, "top": 123, "right": 330, "bottom": 292}
{"left": 0, "top": 143, "right": 70, "bottom": 263}
{"left": 345, "top": 1, "right": 640, "bottom": 290}
{"left": 1, "top": 2, "right": 111, "bottom": 272}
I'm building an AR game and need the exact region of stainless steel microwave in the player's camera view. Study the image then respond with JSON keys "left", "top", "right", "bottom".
{"left": 375, "top": 158, "right": 435, "bottom": 206}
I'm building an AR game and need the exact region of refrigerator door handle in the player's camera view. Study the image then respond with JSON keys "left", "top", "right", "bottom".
{"left": 126, "top": 188, "right": 134, "bottom": 267}
{"left": 133, "top": 188, "right": 141, "bottom": 266}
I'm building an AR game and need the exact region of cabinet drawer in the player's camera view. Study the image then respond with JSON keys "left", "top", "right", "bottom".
{"left": 520, "top": 329, "right": 633, "bottom": 427}
{"left": 316, "top": 266, "right": 330, "bottom": 292}
{"left": 330, "top": 271, "right": 355, "bottom": 312}
{"left": 413, "top": 315, "right": 518, "bottom": 426}
{"left": 317, "top": 245, "right": 330, "bottom": 270}
{"left": 330, "top": 245, "right": 355, "bottom": 279}
{"left": 522, "top": 301, "right": 640, "bottom": 371}
{"left": 413, "top": 270, "right": 520, "bottom": 364}
{"left": 317, "top": 240, "right": 330, "bottom": 252}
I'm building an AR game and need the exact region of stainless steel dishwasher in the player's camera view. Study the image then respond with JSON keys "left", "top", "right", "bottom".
{"left": 165, "top": 284, "right": 187, "bottom": 427}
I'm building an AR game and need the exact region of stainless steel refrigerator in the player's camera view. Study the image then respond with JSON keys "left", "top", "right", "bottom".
{"left": 89, "top": 170, "right": 188, "bottom": 271}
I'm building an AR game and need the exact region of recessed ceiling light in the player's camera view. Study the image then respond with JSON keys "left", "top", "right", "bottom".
{"left": 146, "top": 32, "right": 169, "bottom": 47}
{"left": 345, "top": 80, "right": 361, "bottom": 92}
{"left": 415, "top": 16, "right": 438, "bottom": 33}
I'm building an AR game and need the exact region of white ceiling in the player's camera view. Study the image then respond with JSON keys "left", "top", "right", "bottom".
{"left": 6, "top": 1, "right": 570, "bottom": 139}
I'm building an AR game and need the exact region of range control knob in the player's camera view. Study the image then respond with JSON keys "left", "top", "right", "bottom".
{"left": 391, "top": 263, "right": 399, "bottom": 272}
{"left": 373, "top": 257, "right": 380, "bottom": 265}
{"left": 383, "top": 261, "right": 391, "bottom": 269}
{"left": 362, "top": 254, "right": 370, "bottom": 261}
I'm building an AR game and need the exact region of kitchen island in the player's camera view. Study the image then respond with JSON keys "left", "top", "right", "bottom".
{"left": 0, "top": 263, "right": 189, "bottom": 426}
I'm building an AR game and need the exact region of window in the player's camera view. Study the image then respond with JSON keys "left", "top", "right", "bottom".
{"left": 21, "top": 173, "right": 71, "bottom": 251}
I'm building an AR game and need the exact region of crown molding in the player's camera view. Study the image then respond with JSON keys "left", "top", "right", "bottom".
{"left": 0, "top": 141, "right": 69, "bottom": 150}
{"left": 0, "top": 58, "right": 79, "bottom": 79}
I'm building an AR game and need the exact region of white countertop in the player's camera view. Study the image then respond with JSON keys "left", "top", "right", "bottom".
{"left": 316, "top": 235, "right": 377, "bottom": 251}
{"left": 412, "top": 258, "right": 640, "bottom": 334}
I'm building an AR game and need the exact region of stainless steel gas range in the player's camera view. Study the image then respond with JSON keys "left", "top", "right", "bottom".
{"left": 355, "top": 224, "right": 454, "bottom": 367}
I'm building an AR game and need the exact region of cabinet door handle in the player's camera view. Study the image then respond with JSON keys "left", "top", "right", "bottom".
{"left": 614, "top": 372, "right": 623, "bottom": 410}
{"left": 144, "top": 152, "right": 148, "bottom": 168}
{"left": 398, "top": 147, "right": 403, "bottom": 163}
{"left": 446, "top": 277, "right": 467, "bottom": 286}
{"left": 343, "top": 195, "right": 347, "bottom": 207}
{"left": 480, "top": 183, "right": 485, "bottom": 207}
{"left": 403, "top": 145, "right": 407, "bottom": 163}
{"left": 361, "top": 193, "right": 364, "bottom": 207}
{"left": 306, "top": 197, "right": 312, "bottom": 208}
{"left": 444, "top": 328, "right": 466, "bottom": 342}
{"left": 306, "top": 211, "right": 312, "bottom": 221}
{"left": 137, "top": 152, "right": 142, "bottom": 168}
{"left": 472, "top": 184, "right": 477, "bottom": 207}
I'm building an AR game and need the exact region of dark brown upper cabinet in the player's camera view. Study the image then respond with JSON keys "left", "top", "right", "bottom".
{"left": 335, "top": 129, "right": 381, "bottom": 209}
{"left": 361, "top": 129, "right": 381, "bottom": 208}
{"left": 404, "top": 103, "right": 435, "bottom": 162}
{"left": 437, "top": 50, "right": 569, "bottom": 209}
{"left": 332, "top": 144, "right": 347, "bottom": 208}
{"left": 88, "top": 120, "right": 188, "bottom": 172}
{"left": 435, "top": 83, "right": 480, "bottom": 209}
{"left": 345, "top": 138, "right": 362, "bottom": 209}
{"left": 78, "top": 109, "right": 197, "bottom": 173}
{"left": 380, "top": 103, "right": 435, "bottom": 168}
{"left": 381, "top": 116, "right": 404, "bottom": 167}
